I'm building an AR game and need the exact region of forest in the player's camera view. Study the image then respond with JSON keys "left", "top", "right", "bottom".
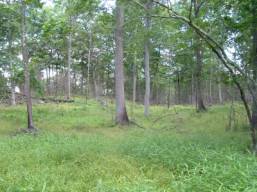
{"left": 0, "top": 0, "right": 257, "bottom": 191}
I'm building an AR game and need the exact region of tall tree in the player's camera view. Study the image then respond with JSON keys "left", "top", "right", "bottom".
{"left": 66, "top": 16, "right": 72, "bottom": 100}
{"left": 144, "top": 0, "right": 152, "bottom": 116}
{"left": 193, "top": 0, "right": 206, "bottom": 111}
{"left": 114, "top": 0, "right": 129, "bottom": 124}
{"left": 21, "top": 0, "right": 35, "bottom": 130}
{"left": 250, "top": 0, "right": 257, "bottom": 151}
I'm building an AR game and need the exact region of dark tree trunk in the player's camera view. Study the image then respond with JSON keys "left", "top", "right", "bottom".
{"left": 114, "top": 1, "right": 129, "bottom": 124}
{"left": 194, "top": 35, "right": 206, "bottom": 111}
{"left": 176, "top": 71, "right": 181, "bottom": 104}
{"left": 21, "top": 1, "right": 35, "bottom": 130}
{"left": 193, "top": 0, "right": 206, "bottom": 111}
{"left": 144, "top": 0, "right": 152, "bottom": 116}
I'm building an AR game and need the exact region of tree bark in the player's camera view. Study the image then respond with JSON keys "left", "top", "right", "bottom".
{"left": 66, "top": 16, "right": 72, "bottom": 100}
{"left": 114, "top": 1, "right": 129, "bottom": 124}
{"left": 167, "top": 77, "right": 171, "bottom": 109}
{"left": 11, "top": 85, "right": 16, "bottom": 106}
{"left": 250, "top": 1, "right": 257, "bottom": 151}
{"left": 194, "top": 1, "right": 206, "bottom": 111}
{"left": 132, "top": 51, "right": 137, "bottom": 105}
{"left": 209, "top": 68, "right": 213, "bottom": 104}
{"left": 194, "top": 36, "right": 206, "bottom": 111}
{"left": 218, "top": 76, "right": 223, "bottom": 104}
{"left": 86, "top": 31, "right": 92, "bottom": 102}
{"left": 176, "top": 71, "right": 181, "bottom": 104}
{"left": 7, "top": 13, "right": 15, "bottom": 106}
{"left": 191, "top": 72, "right": 194, "bottom": 105}
{"left": 93, "top": 64, "right": 99, "bottom": 100}
{"left": 144, "top": 0, "right": 152, "bottom": 116}
{"left": 21, "top": 0, "right": 35, "bottom": 130}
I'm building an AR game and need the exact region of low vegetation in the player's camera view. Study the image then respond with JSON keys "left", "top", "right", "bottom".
{"left": 0, "top": 100, "right": 255, "bottom": 192}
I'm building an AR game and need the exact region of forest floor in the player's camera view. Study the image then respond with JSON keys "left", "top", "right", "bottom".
{"left": 0, "top": 99, "right": 256, "bottom": 192}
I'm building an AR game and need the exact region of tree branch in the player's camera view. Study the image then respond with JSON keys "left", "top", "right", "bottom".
{"left": 189, "top": 0, "right": 193, "bottom": 22}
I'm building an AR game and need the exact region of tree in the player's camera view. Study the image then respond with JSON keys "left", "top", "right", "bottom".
{"left": 21, "top": 0, "right": 35, "bottom": 130}
{"left": 114, "top": 0, "right": 129, "bottom": 124}
{"left": 66, "top": 16, "right": 72, "bottom": 100}
{"left": 144, "top": 0, "right": 152, "bottom": 116}
{"left": 193, "top": 0, "right": 206, "bottom": 111}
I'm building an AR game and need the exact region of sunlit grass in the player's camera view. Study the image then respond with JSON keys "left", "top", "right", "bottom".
{"left": 0, "top": 99, "right": 254, "bottom": 191}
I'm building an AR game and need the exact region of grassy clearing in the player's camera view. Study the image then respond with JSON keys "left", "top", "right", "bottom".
{"left": 0, "top": 99, "right": 256, "bottom": 191}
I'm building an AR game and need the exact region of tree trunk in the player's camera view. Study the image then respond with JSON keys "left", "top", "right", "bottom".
{"left": 167, "top": 77, "right": 171, "bottom": 109}
{"left": 218, "top": 77, "right": 223, "bottom": 104}
{"left": 21, "top": 1, "right": 35, "bottom": 130}
{"left": 209, "top": 69, "right": 213, "bottom": 104}
{"left": 132, "top": 51, "right": 137, "bottom": 105}
{"left": 114, "top": 1, "right": 129, "bottom": 125}
{"left": 250, "top": 1, "right": 257, "bottom": 151}
{"left": 7, "top": 13, "right": 15, "bottom": 106}
{"left": 176, "top": 71, "right": 181, "bottom": 104}
{"left": 131, "top": 51, "right": 137, "bottom": 118}
{"left": 86, "top": 31, "right": 92, "bottom": 102}
{"left": 144, "top": 0, "right": 152, "bottom": 116}
{"left": 193, "top": 0, "right": 206, "bottom": 111}
{"left": 194, "top": 35, "right": 206, "bottom": 111}
{"left": 66, "top": 16, "right": 72, "bottom": 100}
{"left": 191, "top": 72, "right": 194, "bottom": 105}
{"left": 11, "top": 85, "right": 16, "bottom": 106}
{"left": 93, "top": 65, "right": 99, "bottom": 99}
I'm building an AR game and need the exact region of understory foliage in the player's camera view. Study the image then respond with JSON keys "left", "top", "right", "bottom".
{"left": 0, "top": 100, "right": 254, "bottom": 192}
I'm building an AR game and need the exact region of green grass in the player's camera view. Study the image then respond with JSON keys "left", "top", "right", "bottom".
{"left": 0, "top": 99, "right": 256, "bottom": 191}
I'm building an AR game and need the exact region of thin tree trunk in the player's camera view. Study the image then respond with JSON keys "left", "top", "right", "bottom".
{"left": 114, "top": 1, "right": 129, "bottom": 124}
{"left": 86, "top": 31, "right": 92, "bottom": 102}
{"left": 191, "top": 72, "right": 194, "bottom": 105}
{"left": 66, "top": 16, "right": 72, "bottom": 100}
{"left": 55, "top": 64, "right": 58, "bottom": 96}
{"left": 218, "top": 77, "right": 223, "bottom": 104}
{"left": 167, "top": 77, "right": 171, "bottom": 109}
{"left": 7, "top": 10, "right": 15, "bottom": 106}
{"left": 144, "top": 0, "right": 152, "bottom": 116}
{"left": 132, "top": 51, "right": 137, "bottom": 105}
{"left": 11, "top": 85, "right": 16, "bottom": 106}
{"left": 132, "top": 51, "right": 137, "bottom": 118}
{"left": 176, "top": 71, "right": 181, "bottom": 104}
{"left": 209, "top": 68, "right": 212, "bottom": 104}
{"left": 21, "top": 0, "right": 35, "bottom": 130}
{"left": 93, "top": 65, "right": 99, "bottom": 100}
